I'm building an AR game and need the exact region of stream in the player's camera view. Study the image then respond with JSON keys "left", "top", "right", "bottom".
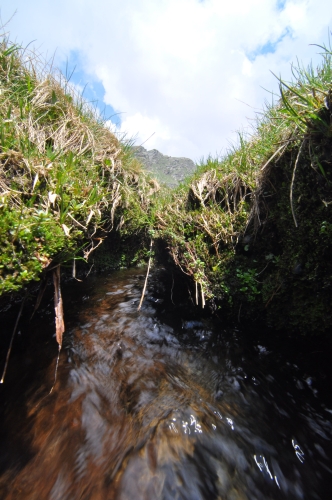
{"left": 0, "top": 267, "right": 331, "bottom": 499}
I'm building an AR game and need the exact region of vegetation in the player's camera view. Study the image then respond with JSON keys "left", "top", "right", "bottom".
{"left": 1, "top": 30, "right": 331, "bottom": 336}
{"left": 151, "top": 44, "right": 332, "bottom": 334}
{"left": 0, "top": 36, "right": 157, "bottom": 294}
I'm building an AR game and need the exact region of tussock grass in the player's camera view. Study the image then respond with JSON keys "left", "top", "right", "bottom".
{"left": 1, "top": 29, "right": 331, "bottom": 333}
{"left": 152, "top": 43, "right": 332, "bottom": 330}
{"left": 0, "top": 35, "right": 157, "bottom": 294}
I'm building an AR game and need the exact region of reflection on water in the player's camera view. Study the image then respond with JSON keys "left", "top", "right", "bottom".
{"left": 0, "top": 268, "right": 331, "bottom": 499}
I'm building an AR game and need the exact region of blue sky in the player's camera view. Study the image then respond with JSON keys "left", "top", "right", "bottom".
{"left": 1, "top": 0, "right": 332, "bottom": 160}
{"left": 246, "top": 28, "right": 293, "bottom": 61}
{"left": 61, "top": 50, "right": 121, "bottom": 126}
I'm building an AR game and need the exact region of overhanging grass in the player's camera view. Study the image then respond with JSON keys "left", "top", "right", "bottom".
{"left": 151, "top": 44, "right": 332, "bottom": 332}
{"left": 0, "top": 36, "right": 158, "bottom": 294}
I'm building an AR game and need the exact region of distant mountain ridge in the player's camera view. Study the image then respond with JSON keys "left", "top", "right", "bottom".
{"left": 133, "top": 146, "right": 196, "bottom": 187}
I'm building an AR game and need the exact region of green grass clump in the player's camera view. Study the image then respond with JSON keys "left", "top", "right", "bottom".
{"left": 152, "top": 43, "right": 332, "bottom": 333}
{"left": 0, "top": 36, "right": 157, "bottom": 294}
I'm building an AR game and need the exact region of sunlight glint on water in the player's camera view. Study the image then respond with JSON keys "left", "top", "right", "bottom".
{"left": 0, "top": 267, "right": 331, "bottom": 499}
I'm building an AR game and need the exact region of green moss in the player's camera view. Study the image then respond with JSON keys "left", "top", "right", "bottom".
{"left": 0, "top": 206, "right": 68, "bottom": 292}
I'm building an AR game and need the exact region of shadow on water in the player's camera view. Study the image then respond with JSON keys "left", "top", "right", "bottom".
{"left": 0, "top": 267, "right": 331, "bottom": 499}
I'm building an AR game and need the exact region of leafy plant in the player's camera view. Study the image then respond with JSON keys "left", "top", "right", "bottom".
{"left": 236, "top": 268, "right": 260, "bottom": 302}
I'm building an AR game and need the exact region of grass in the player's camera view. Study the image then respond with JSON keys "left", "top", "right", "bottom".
{"left": 150, "top": 42, "right": 332, "bottom": 333}
{"left": 0, "top": 35, "right": 157, "bottom": 294}
{"left": 1, "top": 29, "right": 331, "bottom": 334}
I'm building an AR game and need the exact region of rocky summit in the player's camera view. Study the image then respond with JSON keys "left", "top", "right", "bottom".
{"left": 133, "top": 145, "right": 196, "bottom": 187}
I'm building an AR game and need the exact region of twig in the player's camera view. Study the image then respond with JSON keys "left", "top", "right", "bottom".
{"left": 137, "top": 240, "right": 153, "bottom": 311}
{"left": 1, "top": 293, "right": 27, "bottom": 384}
{"left": 290, "top": 140, "right": 305, "bottom": 228}
{"left": 72, "top": 258, "right": 83, "bottom": 282}
{"left": 83, "top": 238, "right": 104, "bottom": 260}
{"left": 85, "top": 262, "right": 94, "bottom": 278}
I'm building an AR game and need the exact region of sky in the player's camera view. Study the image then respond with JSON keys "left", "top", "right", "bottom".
{"left": 1, "top": 0, "right": 332, "bottom": 161}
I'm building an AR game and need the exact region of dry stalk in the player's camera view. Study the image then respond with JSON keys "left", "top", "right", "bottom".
{"left": 67, "top": 212, "right": 87, "bottom": 230}
{"left": 137, "top": 240, "right": 153, "bottom": 311}
{"left": 109, "top": 183, "right": 122, "bottom": 228}
{"left": 171, "top": 251, "right": 189, "bottom": 275}
{"left": 200, "top": 283, "right": 205, "bottom": 308}
{"left": 72, "top": 259, "right": 83, "bottom": 282}
{"left": 190, "top": 170, "right": 218, "bottom": 207}
{"left": 261, "top": 143, "right": 288, "bottom": 171}
{"left": 156, "top": 213, "right": 167, "bottom": 227}
{"left": 83, "top": 237, "right": 104, "bottom": 260}
{"left": 290, "top": 140, "right": 306, "bottom": 228}
{"left": 199, "top": 214, "right": 220, "bottom": 257}
{"left": 0, "top": 293, "right": 27, "bottom": 384}
{"left": 53, "top": 265, "right": 65, "bottom": 347}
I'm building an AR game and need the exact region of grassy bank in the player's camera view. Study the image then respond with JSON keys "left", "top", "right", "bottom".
{"left": 153, "top": 44, "right": 332, "bottom": 335}
{"left": 0, "top": 36, "right": 158, "bottom": 295}
{"left": 1, "top": 32, "right": 331, "bottom": 336}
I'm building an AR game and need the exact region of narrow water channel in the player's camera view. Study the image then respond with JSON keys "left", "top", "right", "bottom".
{"left": 0, "top": 267, "right": 331, "bottom": 499}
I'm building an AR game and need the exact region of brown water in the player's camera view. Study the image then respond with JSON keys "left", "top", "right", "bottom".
{"left": 0, "top": 267, "right": 331, "bottom": 499}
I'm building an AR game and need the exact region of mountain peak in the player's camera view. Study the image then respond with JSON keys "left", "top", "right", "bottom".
{"left": 133, "top": 146, "right": 196, "bottom": 187}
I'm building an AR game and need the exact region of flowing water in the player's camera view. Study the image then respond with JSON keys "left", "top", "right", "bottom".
{"left": 0, "top": 267, "right": 331, "bottom": 499}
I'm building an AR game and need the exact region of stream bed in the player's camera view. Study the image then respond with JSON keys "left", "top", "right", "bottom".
{"left": 0, "top": 267, "right": 331, "bottom": 499}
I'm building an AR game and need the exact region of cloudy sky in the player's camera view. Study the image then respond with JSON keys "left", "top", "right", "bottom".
{"left": 1, "top": 0, "right": 331, "bottom": 161}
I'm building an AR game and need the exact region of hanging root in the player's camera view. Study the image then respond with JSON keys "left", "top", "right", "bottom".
{"left": 171, "top": 273, "right": 175, "bottom": 305}
{"left": 200, "top": 283, "right": 205, "bottom": 309}
{"left": 1, "top": 293, "right": 27, "bottom": 384}
{"left": 30, "top": 276, "right": 48, "bottom": 321}
{"left": 290, "top": 140, "right": 305, "bottom": 228}
{"left": 34, "top": 344, "right": 61, "bottom": 408}
{"left": 43, "top": 344, "right": 61, "bottom": 397}
{"left": 35, "top": 267, "right": 65, "bottom": 407}
{"left": 137, "top": 240, "right": 153, "bottom": 312}
{"left": 53, "top": 265, "right": 65, "bottom": 347}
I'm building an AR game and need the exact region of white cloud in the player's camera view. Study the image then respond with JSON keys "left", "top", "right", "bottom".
{"left": 1, "top": 0, "right": 332, "bottom": 160}
{"left": 118, "top": 112, "right": 171, "bottom": 147}
{"left": 242, "top": 58, "right": 253, "bottom": 77}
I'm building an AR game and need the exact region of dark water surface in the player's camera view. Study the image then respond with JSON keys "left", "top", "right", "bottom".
{"left": 0, "top": 267, "right": 332, "bottom": 499}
